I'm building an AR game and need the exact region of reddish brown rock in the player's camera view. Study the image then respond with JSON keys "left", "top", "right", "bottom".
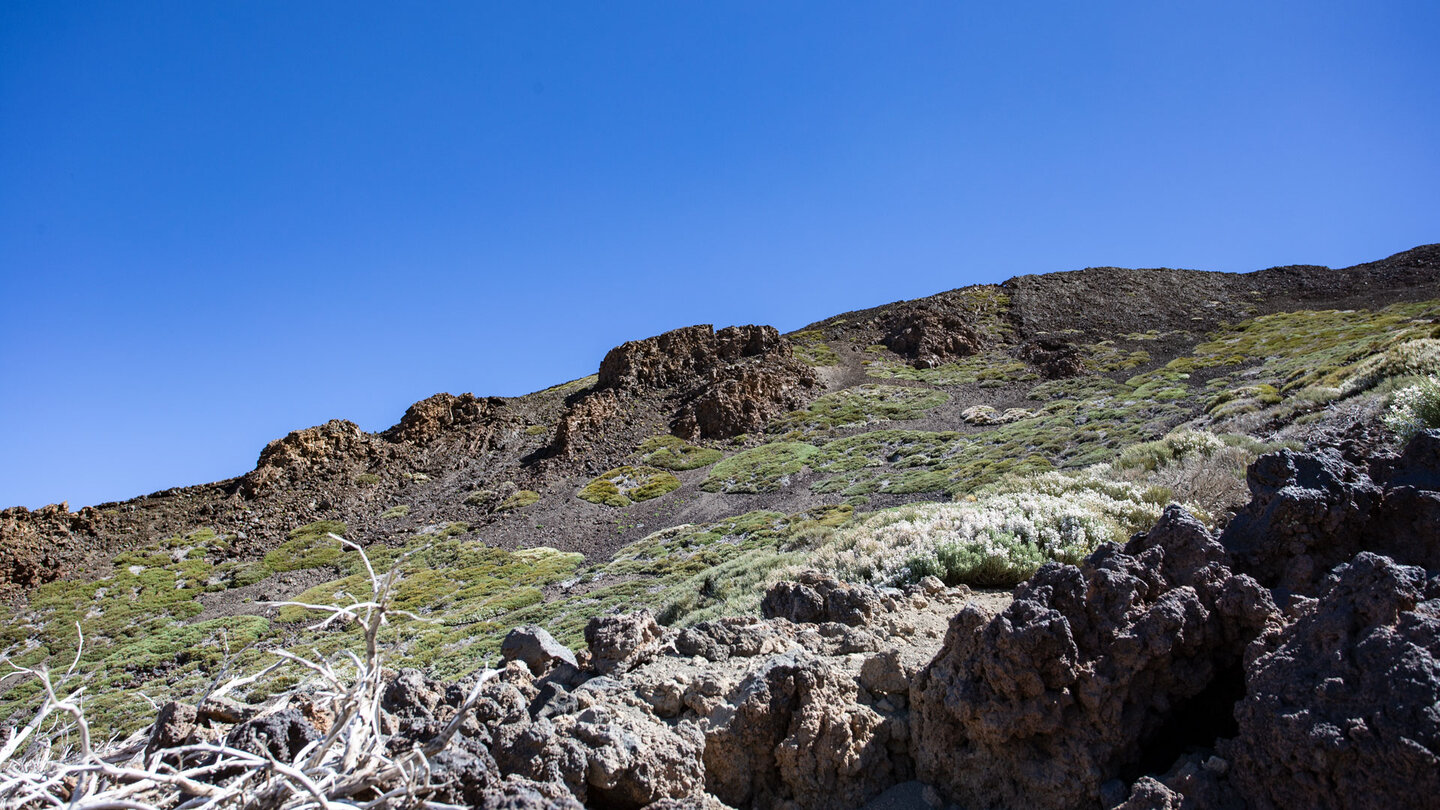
{"left": 882, "top": 306, "right": 983, "bottom": 368}
{"left": 383, "top": 392, "right": 507, "bottom": 446}
{"left": 240, "top": 419, "right": 389, "bottom": 497}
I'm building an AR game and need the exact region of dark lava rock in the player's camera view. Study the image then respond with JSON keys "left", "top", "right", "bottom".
{"left": 761, "top": 570, "right": 882, "bottom": 627}
{"left": 1225, "top": 552, "right": 1440, "bottom": 810}
{"left": 912, "top": 507, "right": 1279, "bottom": 810}
{"left": 225, "top": 708, "right": 321, "bottom": 762}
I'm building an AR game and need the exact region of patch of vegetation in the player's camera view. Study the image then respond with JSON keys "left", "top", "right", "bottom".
{"left": 866, "top": 353, "right": 1036, "bottom": 387}
{"left": 524, "top": 424, "right": 550, "bottom": 436}
{"left": 264, "top": 521, "right": 350, "bottom": 572}
{"left": 768, "top": 384, "right": 948, "bottom": 434}
{"left": 804, "top": 471, "right": 1175, "bottom": 588}
{"left": 579, "top": 466, "right": 682, "bottom": 507}
{"left": 497, "top": 490, "right": 540, "bottom": 511}
{"left": 638, "top": 435, "right": 723, "bottom": 470}
{"left": 355, "top": 473, "right": 381, "bottom": 486}
{"left": 1384, "top": 376, "right": 1440, "bottom": 441}
{"left": 789, "top": 329, "right": 841, "bottom": 367}
{"left": 702, "top": 442, "right": 819, "bottom": 493}
{"left": 462, "top": 489, "right": 497, "bottom": 507}
{"left": 1085, "top": 341, "right": 1152, "bottom": 372}
{"left": 380, "top": 504, "right": 411, "bottom": 519}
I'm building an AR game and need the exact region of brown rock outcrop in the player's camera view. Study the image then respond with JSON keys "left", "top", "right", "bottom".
{"left": 1022, "top": 336, "right": 1085, "bottom": 379}
{"left": 0, "top": 503, "right": 93, "bottom": 592}
{"left": 598, "top": 325, "right": 783, "bottom": 391}
{"left": 240, "top": 419, "right": 389, "bottom": 497}
{"left": 384, "top": 392, "right": 507, "bottom": 446}
{"left": 672, "top": 359, "right": 818, "bottom": 440}
{"left": 882, "top": 306, "right": 983, "bottom": 369}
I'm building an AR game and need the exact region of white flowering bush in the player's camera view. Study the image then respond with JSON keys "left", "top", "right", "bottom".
{"left": 1343, "top": 338, "right": 1440, "bottom": 394}
{"left": 1383, "top": 376, "right": 1440, "bottom": 441}
{"left": 805, "top": 472, "right": 1173, "bottom": 588}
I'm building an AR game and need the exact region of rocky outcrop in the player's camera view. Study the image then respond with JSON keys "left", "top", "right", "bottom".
{"left": 383, "top": 392, "right": 508, "bottom": 446}
{"left": 1224, "top": 552, "right": 1440, "bottom": 810}
{"left": 552, "top": 324, "right": 819, "bottom": 454}
{"left": 672, "top": 359, "right": 818, "bottom": 440}
{"left": 1022, "top": 336, "right": 1085, "bottom": 379}
{"left": 0, "top": 502, "right": 95, "bottom": 592}
{"left": 584, "top": 610, "right": 666, "bottom": 675}
{"left": 240, "top": 419, "right": 390, "bottom": 497}
{"left": 598, "top": 325, "right": 784, "bottom": 392}
{"left": 761, "top": 570, "right": 881, "bottom": 627}
{"left": 911, "top": 507, "right": 1280, "bottom": 810}
{"left": 882, "top": 306, "right": 983, "bottom": 369}
{"left": 1221, "top": 436, "right": 1440, "bottom": 598}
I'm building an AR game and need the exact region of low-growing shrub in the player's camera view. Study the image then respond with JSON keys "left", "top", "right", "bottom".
{"left": 381, "top": 504, "right": 411, "bottom": 519}
{"left": 702, "top": 442, "right": 818, "bottom": 493}
{"left": 1343, "top": 338, "right": 1440, "bottom": 394}
{"left": 355, "top": 473, "right": 381, "bottom": 485}
{"left": 264, "top": 520, "right": 350, "bottom": 572}
{"left": 579, "top": 466, "right": 681, "bottom": 507}
{"left": 805, "top": 472, "right": 1173, "bottom": 588}
{"left": 497, "top": 490, "right": 541, "bottom": 511}
{"left": 638, "top": 435, "right": 724, "bottom": 470}
{"left": 1384, "top": 376, "right": 1440, "bottom": 441}
{"left": 767, "top": 384, "right": 948, "bottom": 433}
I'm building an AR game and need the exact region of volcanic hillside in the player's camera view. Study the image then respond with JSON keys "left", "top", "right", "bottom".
{"left": 2, "top": 244, "right": 1439, "bottom": 735}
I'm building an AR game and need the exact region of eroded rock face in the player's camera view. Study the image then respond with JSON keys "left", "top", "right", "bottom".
{"left": 384, "top": 392, "right": 508, "bottom": 446}
{"left": 240, "top": 419, "right": 389, "bottom": 497}
{"left": 882, "top": 306, "right": 983, "bottom": 369}
{"left": 1225, "top": 552, "right": 1440, "bottom": 810}
{"left": 1022, "top": 336, "right": 1085, "bottom": 379}
{"left": 672, "top": 359, "right": 818, "bottom": 440}
{"left": 598, "top": 325, "right": 784, "bottom": 391}
{"left": 0, "top": 503, "right": 94, "bottom": 592}
{"left": 912, "top": 507, "right": 1279, "bottom": 810}
{"left": 585, "top": 610, "right": 666, "bottom": 676}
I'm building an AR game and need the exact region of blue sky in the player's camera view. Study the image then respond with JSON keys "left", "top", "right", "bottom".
{"left": 2, "top": 2, "right": 1437, "bottom": 509}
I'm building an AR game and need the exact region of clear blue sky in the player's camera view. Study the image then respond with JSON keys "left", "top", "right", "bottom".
{"left": 2, "top": 2, "right": 1437, "bottom": 509}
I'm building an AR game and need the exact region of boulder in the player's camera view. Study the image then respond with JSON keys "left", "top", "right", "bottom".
{"left": 761, "top": 571, "right": 881, "bottom": 627}
{"left": 225, "top": 708, "right": 322, "bottom": 763}
{"left": 586, "top": 610, "right": 667, "bottom": 675}
{"left": 571, "top": 703, "right": 707, "bottom": 809}
{"left": 1225, "top": 552, "right": 1440, "bottom": 810}
{"left": 503, "top": 625, "right": 580, "bottom": 676}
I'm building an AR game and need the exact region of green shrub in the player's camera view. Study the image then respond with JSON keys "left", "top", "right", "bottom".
{"left": 579, "top": 466, "right": 681, "bottom": 507}
{"left": 355, "top": 473, "right": 381, "bottom": 485}
{"left": 264, "top": 520, "right": 349, "bottom": 572}
{"left": 768, "top": 385, "right": 948, "bottom": 433}
{"left": 702, "top": 442, "right": 818, "bottom": 493}
{"left": 381, "top": 504, "right": 411, "bottom": 519}
{"left": 497, "top": 490, "right": 541, "bottom": 511}
{"left": 638, "top": 435, "right": 724, "bottom": 470}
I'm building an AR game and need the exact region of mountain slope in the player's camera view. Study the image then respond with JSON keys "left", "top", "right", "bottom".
{"left": 1, "top": 244, "right": 1437, "bottom": 733}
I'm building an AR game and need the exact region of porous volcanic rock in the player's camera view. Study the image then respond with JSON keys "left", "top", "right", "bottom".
{"left": 1222, "top": 436, "right": 1440, "bottom": 598}
{"left": 0, "top": 503, "right": 94, "bottom": 592}
{"left": 912, "top": 507, "right": 1280, "bottom": 810}
{"left": 597, "top": 325, "right": 783, "bottom": 391}
{"left": 1021, "top": 336, "right": 1085, "bottom": 379}
{"left": 383, "top": 392, "right": 508, "bottom": 446}
{"left": 503, "top": 624, "right": 580, "bottom": 676}
{"left": 761, "top": 570, "right": 882, "bottom": 627}
{"left": 585, "top": 610, "right": 667, "bottom": 675}
{"left": 882, "top": 305, "right": 983, "bottom": 368}
{"left": 550, "top": 390, "right": 622, "bottom": 458}
{"left": 1225, "top": 552, "right": 1440, "bottom": 810}
{"left": 240, "top": 419, "right": 390, "bottom": 497}
{"left": 672, "top": 359, "right": 818, "bottom": 440}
